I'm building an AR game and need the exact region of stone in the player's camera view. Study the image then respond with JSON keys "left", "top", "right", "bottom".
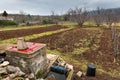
{"left": 9, "top": 73, "right": 17, "bottom": 79}
{"left": 2, "top": 77, "right": 11, "bottom": 80}
{"left": 15, "top": 67, "right": 21, "bottom": 71}
{"left": 0, "top": 61, "right": 9, "bottom": 67}
{"left": 65, "top": 64, "right": 73, "bottom": 70}
{"left": 76, "top": 71, "right": 83, "bottom": 77}
{"left": 6, "top": 42, "right": 47, "bottom": 75}
{"left": 37, "top": 79, "right": 44, "bottom": 80}
{"left": 15, "top": 70, "right": 25, "bottom": 76}
{"left": 39, "top": 78, "right": 44, "bottom": 80}
{"left": 0, "top": 67, "right": 7, "bottom": 74}
{"left": 7, "top": 65, "right": 25, "bottom": 76}
{"left": 25, "top": 78, "right": 30, "bottom": 80}
{"left": 19, "top": 59, "right": 27, "bottom": 68}
{"left": 7, "top": 66, "right": 17, "bottom": 73}
{"left": 58, "top": 61, "right": 66, "bottom": 66}
{"left": 28, "top": 73, "right": 35, "bottom": 79}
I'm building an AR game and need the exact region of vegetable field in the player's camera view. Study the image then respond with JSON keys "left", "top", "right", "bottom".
{"left": 29, "top": 27, "right": 120, "bottom": 80}
{"left": 1, "top": 25, "right": 120, "bottom": 80}
{"left": 0, "top": 25, "right": 67, "bottom": 40}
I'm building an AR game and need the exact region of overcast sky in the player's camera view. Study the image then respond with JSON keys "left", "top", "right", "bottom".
{"left": 0, "top": 0, "right": 120, "bottom": 15}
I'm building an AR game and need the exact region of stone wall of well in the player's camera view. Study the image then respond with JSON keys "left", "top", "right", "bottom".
{"left": 6, "top": 45, "right": 48, "bottom": 75}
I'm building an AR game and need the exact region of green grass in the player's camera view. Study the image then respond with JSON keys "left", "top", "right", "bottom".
{"left": 85, "top": 41, "right": 91, "bottom": 47}
{"left": 47, "top": 49, "right": 120, "bottom": 78}
{"left": 61, "top": 21, "right": 98, "bottom": 27}
{"left": 60, "top": 22, "right": 77, "bottom": 27}
{"left": 83, "top": 22, "right": 96, "bottom": 26}
{"left": 73, "top": 48, "right": 89, "bottom": 55}
{"left": 47, "top": 49, "right": 88, "bottom": 71}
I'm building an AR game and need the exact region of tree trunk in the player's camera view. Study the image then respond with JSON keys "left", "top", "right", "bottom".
{"left": 109, "top": 22, "right": 112, "bottom": 28}
{"left": 96, "top": 24, "right": 100, "bottom": 27}
{"left": 78, "top": 23, "right": 83, "bottom": 27}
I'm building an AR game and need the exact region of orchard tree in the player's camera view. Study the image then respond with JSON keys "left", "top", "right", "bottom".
{"left": 27, "top": 14, "right": 32, "bottom": 21}
{"left": 19, "top": 11, "right": 27, "bottom": 23}
{"left": 68, "top": 8, "right": 88, "bottom": 27}
{"left": 92, "top": 7, "right": 104, "bottom": 27}
{"left": 62, "top": 13, "right": 70, "bottom": 21}
{"left": 51, "top": 11, "right": 59, "bottom": 24}
{"left": 104, "top": 9, "right": 119, "bottom": 28}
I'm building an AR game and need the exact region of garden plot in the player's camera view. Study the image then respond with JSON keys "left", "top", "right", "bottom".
{"left": 29, "top": 28, "right": 100, "bottom": 53}
{"left": 0, "top": 25, "right": 67, "bottom": 40}
{"left": 29, "top": 28, "right": 120, "bottom": 80}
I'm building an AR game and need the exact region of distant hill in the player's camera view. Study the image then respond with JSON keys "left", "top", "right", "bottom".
{"left": 89, "top": 7, "right": 120, "bottom": 16}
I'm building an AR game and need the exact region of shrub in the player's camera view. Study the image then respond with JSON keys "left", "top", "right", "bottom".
{"left": 42, "top": 20, "right": 54, "bottom": 24}
{"left": 36, "top": 70, "right": 43, "bottom": 79}
{"left": 0, "top": 20, "right": 17, "bottom": 26}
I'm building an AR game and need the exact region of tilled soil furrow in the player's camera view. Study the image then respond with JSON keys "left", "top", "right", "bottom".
{"left": 0, "top": 25, "right": 67, "bottom": 40}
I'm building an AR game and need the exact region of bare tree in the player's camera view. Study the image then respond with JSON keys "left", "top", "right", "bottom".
{"left": 62, "top": 13, "right": 70, "bottom": 21}
{"left": 50, "top": 11, "right": 59, "bottom": 24}
{"left": 14, "top": 11, "right": 31, "bottom": 24}
{"left": 68, "top": 8, "right": 88, "bottom": 27}
{"left": 92, "top": 7, "right": 104, "bottom": 27}
{"left": 104, "top": 9, "right": 119, "bottom": 28}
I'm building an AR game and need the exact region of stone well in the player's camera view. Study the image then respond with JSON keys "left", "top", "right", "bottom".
{"left": 6, "top": 42, "right": 48, "bottom": 75}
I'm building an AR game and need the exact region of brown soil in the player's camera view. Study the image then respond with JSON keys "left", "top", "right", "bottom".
{"left": 82, "top": 28, "right": 120, "bottom": 70}
{"left": 75, "top": 28, "right": 120, "bottom": 80}
{"left": 82, "top": 74, "right": 120, "bottom": 80}
{"left": 29, "top": 28, "right": 120, "bottom": 80}
{"left": 29, "top": 28, "right": 99, "bottom": 52}
{"left": 0, "top": 25, "right": 67, "bottom": 40}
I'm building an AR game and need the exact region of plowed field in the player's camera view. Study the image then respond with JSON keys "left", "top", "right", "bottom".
{"left": 29, "top": 28, "right": 120, "bottom": 80}
{"left": 0, "top": 25, "right": 67, "bottom": 40}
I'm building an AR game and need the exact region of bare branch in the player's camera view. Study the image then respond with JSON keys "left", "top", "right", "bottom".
{"left": 68, "top": 8, "right": 88, "bottom": 27}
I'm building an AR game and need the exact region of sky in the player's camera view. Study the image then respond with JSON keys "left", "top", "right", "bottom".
{"left": 0, "top": 0, "right": 120, "bottom": 15}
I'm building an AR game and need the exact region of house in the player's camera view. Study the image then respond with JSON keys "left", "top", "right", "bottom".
{"left": 0, "top": 16, "right": 14, "bottom": 21}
